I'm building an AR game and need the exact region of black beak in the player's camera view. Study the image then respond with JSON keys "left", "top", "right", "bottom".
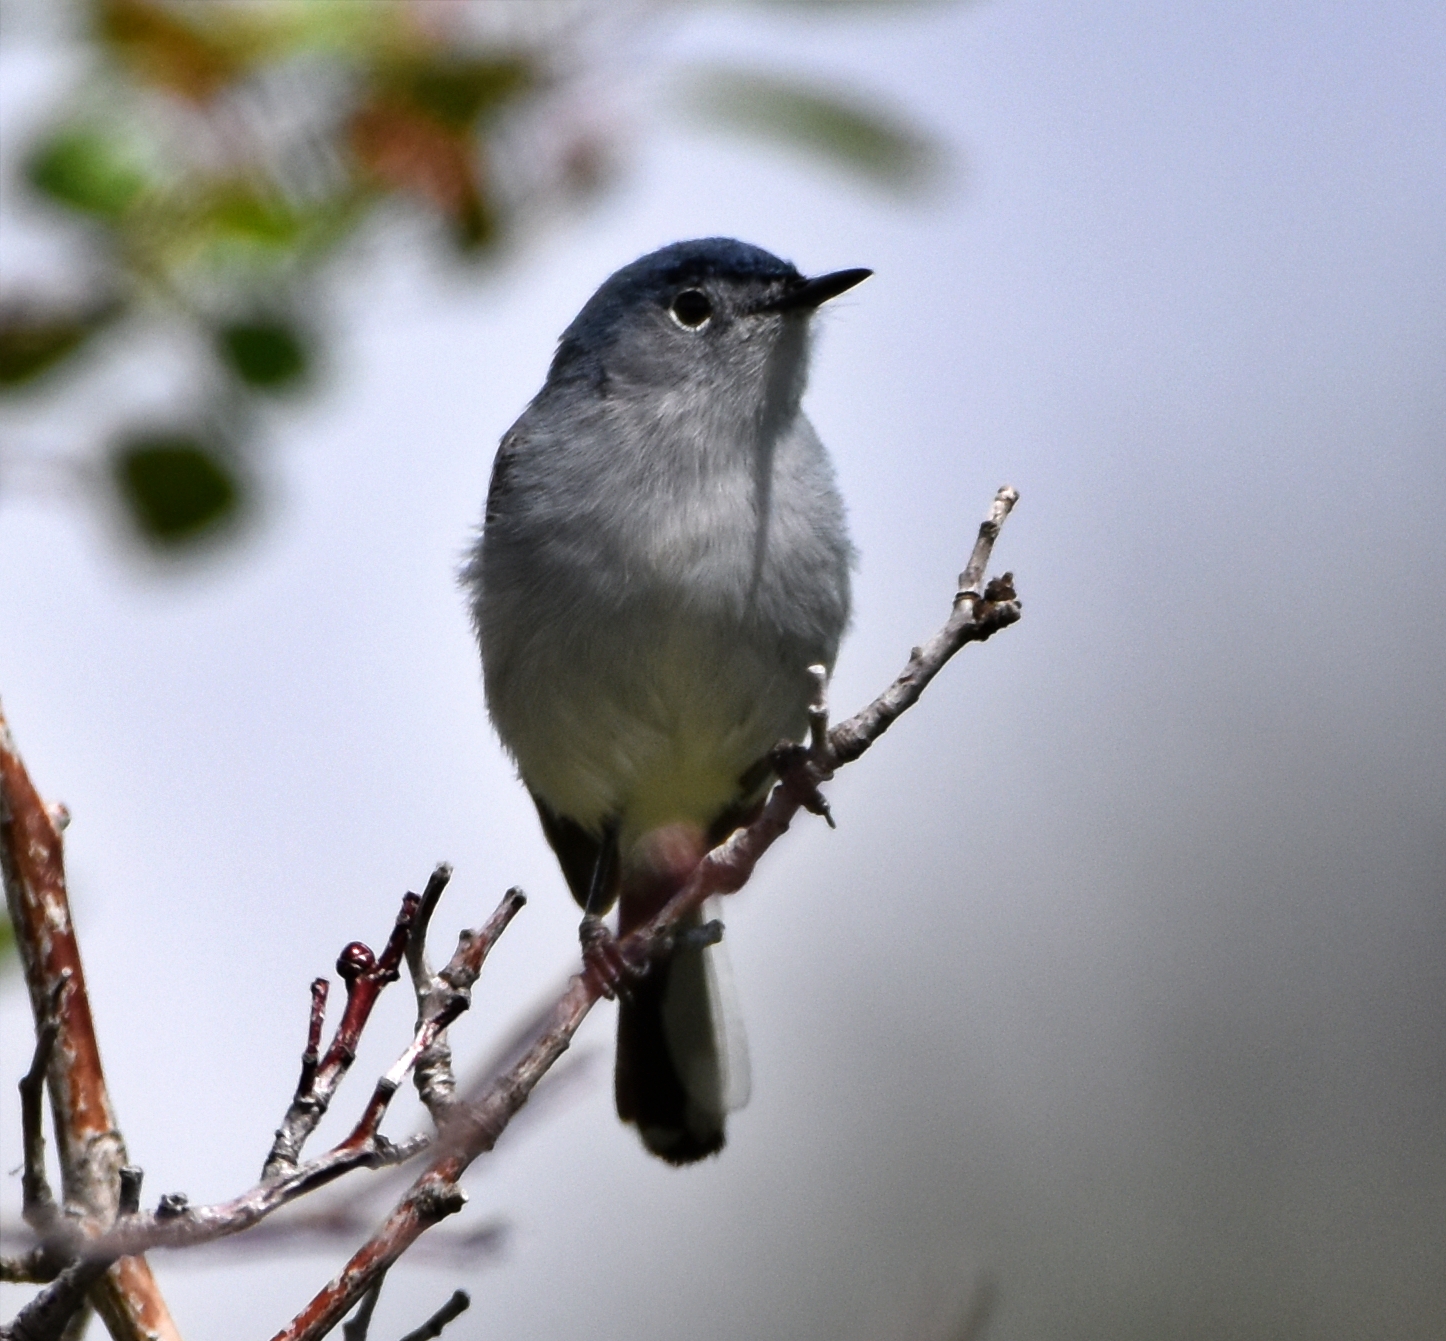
{"left": 758, "top": 267, "right": 873, "bottom": 313}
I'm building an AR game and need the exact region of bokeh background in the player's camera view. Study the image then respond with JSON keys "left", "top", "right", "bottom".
{"left": 3, "top": 2, "right": 1444, "bottom": 1339}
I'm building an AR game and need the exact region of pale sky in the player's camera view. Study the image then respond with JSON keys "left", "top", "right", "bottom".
{"left": 2, "top": 3, "right": 1444, "bottom": 1339}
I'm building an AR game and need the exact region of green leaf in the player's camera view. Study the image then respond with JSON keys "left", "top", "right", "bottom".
{"left": 175, "top": 184, "right": 364, "bottom": 279}
{"left": 207, "top": 186, "right": 309, "bottom": 247}
{"left": 110, "top": 434, "right": 244, "bottom": 545}
{"left": 683, "top": 67, "right": 942, "bottom": 191}
{"left": 217, "top": 318, "right": 309, "bottom": 389}
{"left": 97, "top": 0, "right": 253, "bottom": 102}
{"left": 26, "top": 126, "right": 150, "bottom": 218}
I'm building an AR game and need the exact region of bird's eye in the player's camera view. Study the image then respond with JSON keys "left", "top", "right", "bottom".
{"left": 669, "top": 289, "right": 712, "bottom": 329}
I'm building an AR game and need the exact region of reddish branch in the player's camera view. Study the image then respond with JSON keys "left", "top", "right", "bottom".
{"left": 270, "top": 485, "right": 1023, "bottom": 1341}
{"left": 0, "top": 703, "right": 181, "bottom": 1341}
{"left": 337, "top": 885, "right": 526, "bottom": 1154}
{"left": 71, "top": 886, "right": 530, "bottom": 1263}
{"left": 297, "top": 978, "right": 329, "bottom": 1100}
{"left": 4, "top": 485, "right": 1021, "bottom": 1341}
{"left": 263, "top": 896, "right": 422, "bottom": 1180}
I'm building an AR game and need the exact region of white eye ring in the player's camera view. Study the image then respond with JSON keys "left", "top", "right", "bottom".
{"left": 669, "top": 289, "right": 713, "bottom": 329}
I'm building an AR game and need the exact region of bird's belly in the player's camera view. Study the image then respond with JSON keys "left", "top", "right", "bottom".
{"left": 497, "top": 607, "right": 810, "bottom": 843}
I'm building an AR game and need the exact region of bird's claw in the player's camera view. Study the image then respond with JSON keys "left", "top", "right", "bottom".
{"left": 771, "top": 741, "right": 836, "bottom": 829}
{"left": 579, "top": 915, "right": 633, "bottom": 999}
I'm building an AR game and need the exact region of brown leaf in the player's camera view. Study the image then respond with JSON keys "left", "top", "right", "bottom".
{"left": 348, "top": 99, "right": 494, "bottom": 245}
{"left": 97, "top": 0, "right": 254, "bottom": 103}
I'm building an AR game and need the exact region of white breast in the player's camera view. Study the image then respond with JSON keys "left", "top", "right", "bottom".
{"left": 474, "top": 382, "right": 850, "bottom": 845}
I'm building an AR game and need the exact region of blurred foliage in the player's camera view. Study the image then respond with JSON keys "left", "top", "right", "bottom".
{"left": 684, "top": 68, "right": 941, "bottom": 189}
{"left": 0, "top": 0, "right": 942, "bottom": 555}
{"left": 0, "top": 300, "right": 117, "bottom": 385}
{"left": 110, "top": 432, "right": 245, "bottom": 545}
{"left": 216, "top": 317, "right": 308, "bottom": 390}
{"left": 27, "top": 124, "right": 151, "bottom": 217}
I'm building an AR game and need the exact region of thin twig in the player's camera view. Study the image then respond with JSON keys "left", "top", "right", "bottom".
{"left": 297, "top": 978, "right": 329, "bottom": 1100}
{"left": 62, "top": 1040, "right": 597, "bottom": 1271}
{"left": 81, "top": 1128, "right": 431, "bottom": 1261}
{"left": 264, "top": 894, "right": 422, "bottom": 1180}
{"left": 396, "top": 1290, "right": 469, "bottom": 1341}
{"left": 339, "top": 1275, "right": 385, "bottom": 1341}
{"left": 830, "top": 485, "right": 1019, "bottom": 765}
{"left": 405, "top": 865, "right": 457, "bottom": 1119}
{"left": 76, "top": 1043, "right": 595, "bottom": 1269}
{"left": 342, "top": 886, "right": 527, "bottom": 1151}
{"left": 410, "top": 880, "right": 526, "bottom": 1122}
{"left": 0, "top": 1249, "right": 63, "bottom": 1286}
{"left": 0, "top": 1255, "right": 110, "bottom": 1341}
{"left": 269, "top": 486, "right": 1023, "bottom": 1341}
{"left": 20, "top": 976, "right": 68, "bottom": 1240}
{"left": 77, "top": 888, "right": 529, "bottom": 1263}
{"left": 87, "top": 1208, "right": 509, "bottom": 1270}
{"left": 405, "top": 864, "right": 454, "bottom": 989}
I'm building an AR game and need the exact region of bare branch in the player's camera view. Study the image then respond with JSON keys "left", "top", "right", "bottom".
{"left": 0, "top": 702, "right": 181, "bottom": 1341}
{"left": 4, "top": 487, "right": 1019, "bottom": 1339}
{"left": 297, "top": 979, "right": 329, "bottom": 1101}
{"left": 269, "top": 486, "right": 1023, "bottom": 1340}
{"left": 396, "top": 1290, "right": 469, "bottom": 1341}
{"left": 264, "top": 894, "right": 422, "bottom": 1180}
{"left": 270, "top": 1175, "right": 470, "bottom": 1341}
{"left": 1, "top": 1250, "right": 62, "bottom": 1286}
{"left": 404, "top": 864, "right": 454, "bottom": 989}
{"left": 0, "top": 1254, "right": 109, "bottom": 1341}
{"left": 105, "top": 1207, "right": 508, "bottom": 1270}
{"left": 830, "top": 485, "right": 1019, "bottom": 765}
{"left": 20, "top": 976, "right": 68, "bottom": 1240}
{"left": 83, "top": 1039, "right": 596, "bottom": 1272}
{"left": 409, "top": 882, "right": 526, "bottom": 1122}
{"left": 339, "top": 1276, "right": 385, "bottom": 1341}
{"left": 338, "top": 885, "right": 528, "bottom": 1153}
{"left": 77, "top": 887, "right": 529, "bottom": 1263}
{"left": 105, "top": 1043, "right": 595, "bottom": 1270}
{"left": 84, "top": 1129, "right": 430, "bottom": 1261}
{"left": 960, "top": 487, "right": 1018, "bottom": 594}
{"left": 404, "top": 866, "right": 457, "bottom": 1119}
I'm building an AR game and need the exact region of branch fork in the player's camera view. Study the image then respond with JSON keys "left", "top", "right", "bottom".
{"left": 267, "top": 485, "right": 1023, "bottom": 1341}
{"left": 3, "top": 485, "right": 1022, "bottom": 1341}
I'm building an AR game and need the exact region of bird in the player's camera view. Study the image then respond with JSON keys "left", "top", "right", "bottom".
{"left": 464, "top": 238, "right": 865, "bottom": 1163}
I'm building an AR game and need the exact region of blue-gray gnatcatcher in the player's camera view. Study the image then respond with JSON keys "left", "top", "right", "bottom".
{"left": 464, "top": 239, "right": 866, "bottom": 1162}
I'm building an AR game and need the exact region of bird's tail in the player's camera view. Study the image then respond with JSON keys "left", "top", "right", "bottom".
{"left": 614, "top": 827, "right": 750, "bottom": 1164}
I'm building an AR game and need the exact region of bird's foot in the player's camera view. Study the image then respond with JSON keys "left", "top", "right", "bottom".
{"left": 579, "top": 915, "right": 633, "bottom": 999}
{"left": 771, "top": 741, "right": 836, "bottom": 829}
